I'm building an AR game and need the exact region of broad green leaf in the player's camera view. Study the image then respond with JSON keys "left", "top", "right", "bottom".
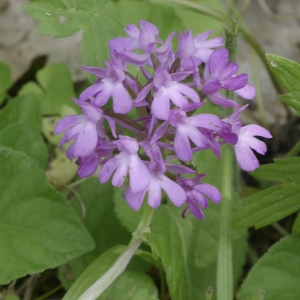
{"left": 232, "top": 183, "right": 300, "bottom": 229}
{"left": 58, "top": 178, "right": 132, "bottom": 288}
{"left": 279, "top": 92, "right": 300, "bottom": 114}
{"left": 292, "top": 212, "right": 300, "bottom": 235}
{"left": 18, "top": 81, "right": 43, "bottom": 96}
{"left": 174, "top": 0, "right": 224, "bottom": 36}
{"left": 240, "top": 291, "right": 265, "bottom": 300}
{"left": 62, "top": 245, "right": 126, "bottom": 300}
{"left": 0, "top": 123, "right": 48, "bottom": 168}
{"left": 237, "top": 235, "right": 300, "bottom": 300}
{"left": 36, "top": 63, "right": 78, "bottom": 115}
{"left": 99, "top": 270, "right": 158, "bottom": 300}
{"left": 266, "top": 54, "right": 300, "bottom": 93}
{"left": 0, "top": 61, "right": 12, "bottom": 104}
{"left": 0, "top": 94, "right": 42, "bottom": 131}
{"left": 252, "top": 157, "right": 300, "bottom": 184}
{"left": 102, "top": 0, "right": 184, "bottom": 40}
{"left": 0, "top": 147, "right": 94, "bottom": 284}
{"left": 82, "top": 14, "right": 123, "bottom": 71}
{"left": 23, "top": 0, "right": 109, "bottom": 38}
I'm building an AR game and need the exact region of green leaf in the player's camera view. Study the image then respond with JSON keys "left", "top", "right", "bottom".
{"left": 266, "top": 54, "right": 300, "bottom": 93}
{"left": 81, "top": 14, "right": 123, "bottom": 70}
{"left": 292, "top": 212, "right": 300, "bottom": 235}
{"left": 19, "top": 65, "right": 78, "bottom": 115}
{"left": 252, "top": 157, "right": 300, "bottom": 183}
{"left": 18, "top": 81, "right": 43, "bottom": 96}
{"left": 58, "top": 178, "right": 132, "bottom": 288}
{"left": 99, "top": 270, "right": 158, "bottom": 300}
{"left": 0, "top": 94, "right": 47, "bottom": 167}
{"left": 35, "top": 63, "right": 78, "bottom": 115}
{"left": 0, "top": 123, "right": 48, "bottom": 168}
{"left": 0, "top": 94, "right": 42, "bottom": 131}
{"left": 23, "top": 0, "right": 109, "bottom": 38}
{"left": 237, "top": 235, "right": 300, "bottom": 300}
{"left": 174, "top": 2, "right": 224, "bottom": 36}
{"left": 279, "top": 92, "right": 300, "bottom": 114}
{"left": 102, "top": 0, "right": 184, "bottom": 40}
{"left": 0, "top": 147, "right": 95, "bottom": 284}
{"left": 62, "top": 245, "right": 125, "bottom": 300}
{"left": 232, "top": 184, "right": 300, "bottom": 229}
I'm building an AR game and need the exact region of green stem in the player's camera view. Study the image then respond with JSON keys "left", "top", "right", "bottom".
{"left": 272, "top": 222, "right": 289, "bottom": 236}
{"left": 33, "top": 285, "right": 63, "bottom": 300}
{"left": 68, "top": 177, "right": 89, "bottom": 188}
{"left": 216, "top": 19, "right": 237, "bottom": 300}
{"left": 286, "top": 140, "right": 300, "bottom": 157}
{"left": 217, "top": 145, "right": 234, "bottom": 300}
{"left": 77, "top": 205, "right": 155, "bottom": 300}
{"left": 252, "top": 50, "right": 267, "bottom": 127}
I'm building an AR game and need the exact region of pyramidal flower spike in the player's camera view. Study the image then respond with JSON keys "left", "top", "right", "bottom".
{"left": 55, "top": 20, "right": 272, "bottom": 219}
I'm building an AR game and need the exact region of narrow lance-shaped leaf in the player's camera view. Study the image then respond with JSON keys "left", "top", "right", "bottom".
{"left": 251, "top": 157, "right": 300, "bottom": 184}
{"left": 232, "top": 183, "right": 300, "bottom": 229}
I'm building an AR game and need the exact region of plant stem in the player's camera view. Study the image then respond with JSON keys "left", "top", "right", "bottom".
{"left": 217, "top": 144, "right": 234, "bottom": 300}
{"left": 33, "top": 285, "right": 63, "bottom": 300}
{"left": 272, "top": 222, "right": 289, "bottom": 236}
{"left": 215, "top": 19, "right": 238, "bottom": 299}
{"left": 286, "top": 140, "right": 300, "bottom": 157}
{"left": 252, "top": 51, "right": 267, "bottom": 127}
{"left": 77, "top": 204, "right": 155, "bottom": 300}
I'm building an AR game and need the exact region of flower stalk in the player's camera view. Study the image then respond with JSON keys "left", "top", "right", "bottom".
{"left": 78, "top": 204, "right": 155, "bottom": 300}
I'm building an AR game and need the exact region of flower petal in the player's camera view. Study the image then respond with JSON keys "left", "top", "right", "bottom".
{"left": 234, "top": 84, "right": 256, "bottom": 99}
{"left": 99, "top": 157, "right": 119, "bottom": 183}
{"left": 73, "top": 122, "right": 98, "bottom": 157}
{"left": 195, "top": 183, "right": 221, "bottom": 203}
{"left": 174, "top": 130, "right": 192, "bottom": 161}
{"left": 161, "top": 176, "right": 186, "bottom": 206}
{"left": 129, "top": 157, "right": 150, "bottom": 193}
{"left": 54, "top": 115, "right": 78, "bottom": 134}
{"left": 234, "top": 141, "right": 259, "bottom": 172}
{"left": 242, "top": 124, "right": 272, "bottom": 138}
{"left": 147, "top": 177, "right": 162, "bottom": 208}
{"left": 112, "top": 82, "right": 133, "bottom": 114}
{"left": 125, "top": 188, "right": 146, "bottom": 211}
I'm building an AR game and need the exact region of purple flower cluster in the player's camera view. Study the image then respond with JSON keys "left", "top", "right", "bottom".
{"left": 55, "top": 21, "right": 272, "bottom": 219}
